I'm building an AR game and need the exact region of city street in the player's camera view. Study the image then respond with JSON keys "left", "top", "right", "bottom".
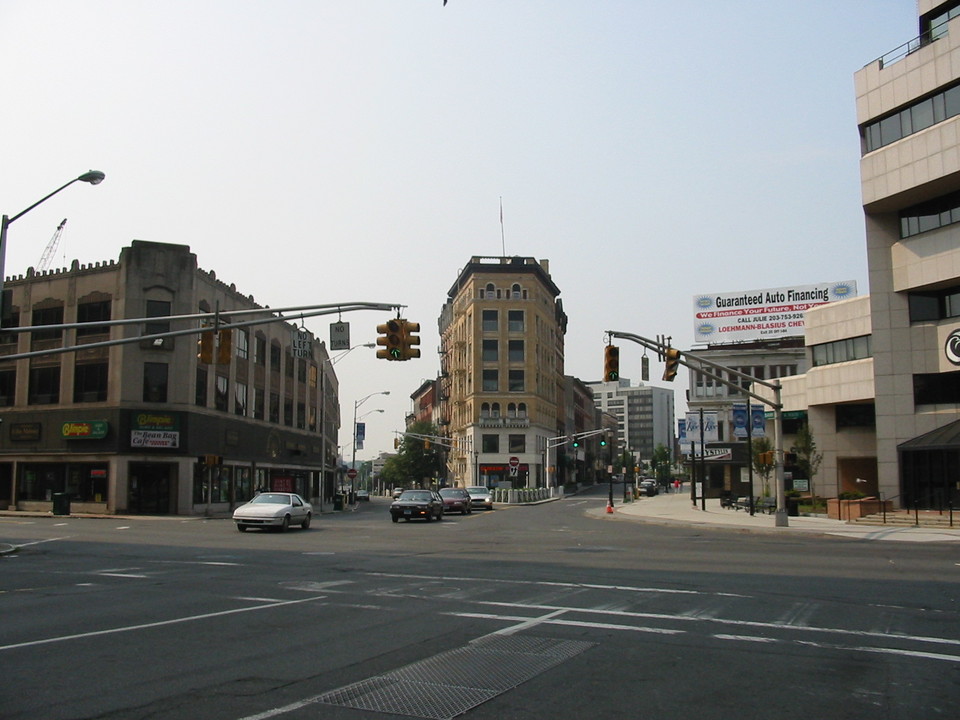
{"left": 1, "top": 485, "right": 958, "bottom": 720}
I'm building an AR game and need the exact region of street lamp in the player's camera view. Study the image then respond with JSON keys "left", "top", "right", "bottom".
{"left": 0, "top": 170, "right": 106, "bottom": 317}
{"left": 351, "top": 390, "right": 390, "bottom": 500}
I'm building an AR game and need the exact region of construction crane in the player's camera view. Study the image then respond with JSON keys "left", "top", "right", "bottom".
{"left": 37, "top": 218, "right": 67, "bottom": 272}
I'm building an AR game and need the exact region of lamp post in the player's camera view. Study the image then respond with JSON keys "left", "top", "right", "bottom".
{"left": 0, "top": 171, "right": 105, "bottom": 317}
{"left": 351, "top": 390, "right": 389, "bottom": 500}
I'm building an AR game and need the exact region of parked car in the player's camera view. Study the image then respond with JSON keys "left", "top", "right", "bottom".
{"left": 234, "top": 492, "right": 312, "bottom": 532}
{"left": 356, "top": 489, "right": 370, "bottom": 501}
{"left": 392, "top": 487, "right": 405, "bottom": 500}
{"left": 465, "top": 485, "right": 494, "bottom": 510}
{"left": 390, "top": 490, "right": 444, "bottom": 522}
{"left": 439, "top": 487, "right": 472, "bottom": 515}
{"left": 639, "top": 479, "right": 659, "bottom": 497}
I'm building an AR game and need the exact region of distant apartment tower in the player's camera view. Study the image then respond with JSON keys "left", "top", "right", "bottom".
{"left": 854, "top": 2, "right": 960, "bottom": 505}
{"left": 586, "top": 378, "right": 675, "bottom": 465}
{"left": 438, "top": 256, "right": 566, "bottom": 488}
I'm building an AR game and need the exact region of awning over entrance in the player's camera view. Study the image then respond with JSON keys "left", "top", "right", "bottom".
{"left": 898, "top": 419, "right": 960, "bottom": 451}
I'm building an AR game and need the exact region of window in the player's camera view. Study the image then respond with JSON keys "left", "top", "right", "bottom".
{"left": 835, "top": 403, "right": 876, "bottom": 430}
{"left": 480, "top": 402, "right": 491, "bottom": 418}
{"left": 309, "top": 364, "right": 318, "bottom": 388}
{"left": 196, "top": 366, "right": 208, "bottom": 406}
{"left": 32, "top": 306, "right": 63, "bottom": 342}
{"left": 215, "top": 375, "right": 229, "bottom": 411}
{"left": 254, "top": 335, "right": 266, "bottom": 366}
{"left": 285, "top": 350, "right": 294, "bottom": 377}
{"left": 508, "top": 369, "right": 524, "bottom": 392}
{"left": 509, "top": 434, "right": 525, "bottom": 453}
{"left": 0, "top": 368, "right": 16, "bottom": 405}
{"left": 811, "top": 335, "right": 872, "bottom": 366}
{"left": 297, "top": 402, "right": 306, "bottom": 429}
{"left": 511, "top": 283, "right": 521, "bottom": 299}
{"left": 284, "top": 398, "right": 293, "bottom": 426}
{"left": 298, "top": 358, "right": 307, "bottom": 383}
{"left": 254, "top": 388, "right": 265, "bottom": 420}
{"left": 482, "top": 369, "right": 498, "bottom": 392}
{"left": 900, "top": 191, "right": 960, "bottom": 239}
{"left": 908, "top": 284, "right": 960, "bottom": 322}
{"left": 144, "top": 300, "right": 171, "bottom": 337}
{"left": 74, "top": 362, "right": 108, "bottom": 402}
{"left": 863, "top": 82, "right": 960, "bottom": 153}
{"left": 270, "top": 342, "right": 282, "bottom": 371}
{"left": 270, "top": 392, "right": 280, "bottom": 423}
{"left": 235, "top": 382, "right": 247, "bottom": 416}
{"left": 28, "top": 366, "right": 60, "bottom": 404}
{"left": 482, "top": 434, "right": 499, "bottom": 453}
{"left": 76, "top": 300, "right": 111, "bottom": 337}
{"left": 482, "top": 339, "right": 498, "bottom": 362}
{"left": 508, "top": 340, "right": 524, "bottom": 363}
{"left": 508, "top": 310, "right": 524, "bottom": 332}
{"left": 914, "top": 370, "right": 960, "bottom": 405}
{"left": 236, "top": 329, "right": 249, "bottom": 360}
{"left": 482, "top": 309, "right": 498, "bottom": 332}
{"left": 143, "top": 362, "right": 168, "bottom": 402}
{"left": 518, "top": 402, "right": 527, "bottom": 417}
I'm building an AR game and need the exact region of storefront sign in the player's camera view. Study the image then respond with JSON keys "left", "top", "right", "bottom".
{"left": 10, "top": 422, "right": 41, "bottom": 441}
{"left": 62, "top": 421, "right": 109, "bottom": 439}
{"left": 131, "top": 413, "right": 180, "bottom": 449}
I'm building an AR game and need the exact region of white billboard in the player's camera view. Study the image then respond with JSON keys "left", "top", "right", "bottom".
{"left": 693, "top": 281, "right": 857, "bottom": 345}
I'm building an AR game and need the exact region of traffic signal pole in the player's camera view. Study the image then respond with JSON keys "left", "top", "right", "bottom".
{"left": 606, "top": 330, "right": 789, "bottom": 527}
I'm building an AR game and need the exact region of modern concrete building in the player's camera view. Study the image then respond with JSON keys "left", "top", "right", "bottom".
{"left": 853, "top": 1, "right": 960, "bottom": 508}
{"left": 586, "top": 378, "right": 674, "bottom": 469}
{"left": 437, "top": 256, "right": 566, "bottom": 488}
{"left": 0, "top": 241, "right": 340, "bottom": 514}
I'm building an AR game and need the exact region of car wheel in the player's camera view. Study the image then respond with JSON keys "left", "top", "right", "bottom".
{"left": 392, "top": 514, "right": 399, "bottom": 523}
{"left": 279, "top": 515, "right": 290, "bottom": 532}
{"left": 236, "top": 524, "right": 247, "bottom": 532}
{"left": 425, "top": 512, "right": 432, "bottom": 522}
{"left": 437, "top": 510, "right": 443, "bottom": 521}
{"left": 301, "top": 513, "right": 311, "bottom": 530}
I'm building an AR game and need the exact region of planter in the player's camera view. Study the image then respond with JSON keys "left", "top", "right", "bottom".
{"left": 827, "top": 497, "right": 892, "bottom": 521}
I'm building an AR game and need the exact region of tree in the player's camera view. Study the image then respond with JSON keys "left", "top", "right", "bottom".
{"left": 650, "top": 444, "right": 672, "bottom": 486}
{"left": 388, "top": 420, "right": 443, "bottom": 488}
{"left": 791, "top": 423, "right": 823, "bottom": 503}
{"left": 751, "top": 436, "right": 775, "bottom": 497}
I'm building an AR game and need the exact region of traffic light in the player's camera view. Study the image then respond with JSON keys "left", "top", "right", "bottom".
{"left": 376, "top": 319, "right": 403, "bottom": 360}
{"left": 758, "top": 450, "right": 774, "bottom": 465}
{"left": 604, "top": 345, "right": 620, "bottom": 382}
{"left": 198, "top": 327, "right": 215, "bottom": 364}
{"left": 216, "top": 328, "right": 232, "bottom": 365}
{"left": 423, "top": 439, "right": 431, "bottom": 450}
{"left": 662, "top": 347, "right": 681, "bottom": 381}
{"left": 599, "top": 435, "right": 608, "bottom": 447}
{"left": 572, "top": 437, "right": 580, "bottom": 448}
{"left": 400, "top": 320, "right": 421, "bottom": 360}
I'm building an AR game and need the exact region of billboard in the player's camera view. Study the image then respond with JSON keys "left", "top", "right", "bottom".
{"left": 694, "top": 281, "right": 857, "bottom": 344}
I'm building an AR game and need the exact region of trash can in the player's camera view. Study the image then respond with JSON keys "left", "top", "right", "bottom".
{"left": 52, "top": 493, "right": 71, "bottom": 516}
{"left": 786, "top": 496, "right": 800, "bottom": 517}
{"left": 333, "top": 494, "right": 344, "bottom": 511}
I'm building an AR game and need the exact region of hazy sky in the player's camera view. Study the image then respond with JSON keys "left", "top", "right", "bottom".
{"left": 1, "top": 1, "right": 916, "bottom": 461}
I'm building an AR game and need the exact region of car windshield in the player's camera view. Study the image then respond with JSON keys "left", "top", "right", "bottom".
{"left": 440, "top": 489, "right": 466, "bottom": 498}
{"left": 466, "top": 487, "right": 488, "bottom": 494}
{"left": 400, "top": 491, "right": 431, "bottom": 502}
{"left": 251, "top": 493, "right": 289, "bottom": 504}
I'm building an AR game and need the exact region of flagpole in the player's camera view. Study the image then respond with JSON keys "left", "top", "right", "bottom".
{"left": 500, "top": 196, "right": 505, "bottom": 256}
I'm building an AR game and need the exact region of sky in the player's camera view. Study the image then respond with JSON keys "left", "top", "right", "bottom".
{"left": 1, "top": 0, "right": 918, "bottom": 461}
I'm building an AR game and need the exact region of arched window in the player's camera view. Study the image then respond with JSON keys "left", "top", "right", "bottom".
{"left": 518, "top": 403, "right": 527, "bottom": 417}
{"left": 507, "top": 403, "right": 517, "bottom": 417}
{"left": 492, "top": 402, "right": 501, "bottom": 417}
{"left": 512, "top": 283, "right": 521, "bottom": 299}
{"left": 480, "top": 402, "right": 490, "bottom": 418}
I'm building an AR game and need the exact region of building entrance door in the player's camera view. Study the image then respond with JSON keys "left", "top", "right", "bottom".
{"left": 128, "top": 463, "right": 174, "bottom": 514}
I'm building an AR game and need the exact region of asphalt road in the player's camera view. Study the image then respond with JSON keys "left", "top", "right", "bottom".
{"left": 1, "top": 484, "right": 958, "bottom": 720}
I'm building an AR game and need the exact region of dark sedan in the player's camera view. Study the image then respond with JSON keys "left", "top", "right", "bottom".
{"left": 439, "top": 487, "right": 472, "bottom": 515}
{"left": 390, "top": 490, "right": 444, "bottom": 522}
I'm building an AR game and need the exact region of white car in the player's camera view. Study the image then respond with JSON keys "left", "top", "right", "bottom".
{"left": 465, "top": 485, "right": 493, "bottom": 510}
{"left": 233, "top": 492, "right": 312, "bottom": 532}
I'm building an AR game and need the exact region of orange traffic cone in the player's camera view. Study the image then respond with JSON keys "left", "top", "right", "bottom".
{"left": 606, "top": 502, "right": 614, "bottom": 514}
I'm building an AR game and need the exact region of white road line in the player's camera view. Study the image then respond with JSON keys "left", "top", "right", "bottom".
{"left": 11, "top": 536, "right": 72, "bottom": 547}
{"left": 0, "top": 595, "right": 327, "bottom": 652}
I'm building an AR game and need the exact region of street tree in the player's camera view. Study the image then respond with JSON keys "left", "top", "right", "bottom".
{"left": 752, "top": 436, "right": 775, "bottom": 497}
{"left": 791, "top": 423, "right": 823, "bottom": 505}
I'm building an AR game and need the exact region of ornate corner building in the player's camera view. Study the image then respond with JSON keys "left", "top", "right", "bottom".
{"left": 438, "top": 256, "right": 566, "bottom": 488}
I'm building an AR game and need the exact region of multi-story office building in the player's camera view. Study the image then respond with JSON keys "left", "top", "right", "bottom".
{"left": 586, "top": 378, "right": 675, "bottom": 468}
{"left": 0, "top": 241, "right": 339, "bottom": 515}
{"left": 850, "top": 1, "right": 960, "bottom": 507}
{"left": 438, "top": 256, "right": 566, "bottom": 488}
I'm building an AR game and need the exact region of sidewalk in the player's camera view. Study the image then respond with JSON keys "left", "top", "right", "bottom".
{"left": 593, "top": 489, "right": 960, "bottom": 543}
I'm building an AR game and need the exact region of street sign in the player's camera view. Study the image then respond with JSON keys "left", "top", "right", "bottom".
{"left": 330, "top": 322, "right": 350, "bottom": 350}
{"left": 509, "top": 456, "right": 519, "bottom": 467}
{"left": 292, "top": 329, "right": 312, "bottom": 358}
{"left": 347, "top": 468, "right": 357, "bottom": 479}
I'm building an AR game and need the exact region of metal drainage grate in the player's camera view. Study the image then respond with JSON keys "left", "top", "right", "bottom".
{"left": 315, "top": 635, "right": 595, "bottom": 719}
